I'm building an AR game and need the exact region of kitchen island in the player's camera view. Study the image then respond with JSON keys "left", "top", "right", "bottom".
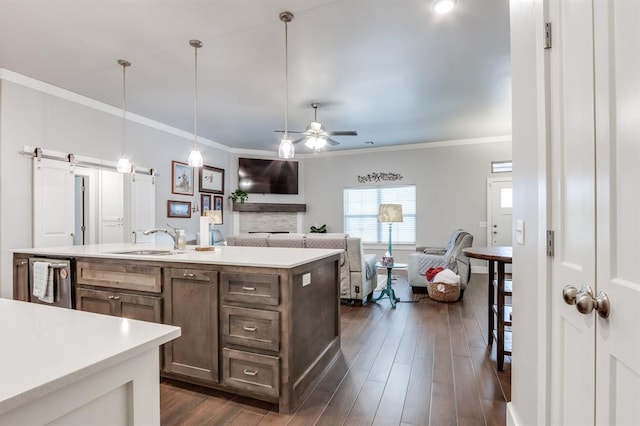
{"left": 0, "top": 298, "right": 180, "bottom": 425}
{"left": 12, "top": 243, "right": 343, "bottom": 414}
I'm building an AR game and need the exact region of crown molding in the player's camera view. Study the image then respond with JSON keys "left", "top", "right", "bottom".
{"left": 0, "top": 68, "right": 230, "bottom": 153}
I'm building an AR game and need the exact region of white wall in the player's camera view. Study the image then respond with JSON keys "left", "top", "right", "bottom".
{"left": 0, "top": 78, "right": 230, "bottom": 297}
{"left": 508, "top": 0, "right": 548, "bottom": 425}
{"left": 302, "top": 140, "right": 512, "bottom": 263}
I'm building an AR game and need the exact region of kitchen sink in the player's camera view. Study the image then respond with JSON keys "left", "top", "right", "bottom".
{"left": 110, "top": 249, "right": 185, "bottom": 256}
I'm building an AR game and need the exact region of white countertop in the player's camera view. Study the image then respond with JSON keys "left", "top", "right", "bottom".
{"left": 11, "top": 243, "right": 343, "bottom": 268}
{"left": 0, "top": 299, "right": 180, "bottom": 415}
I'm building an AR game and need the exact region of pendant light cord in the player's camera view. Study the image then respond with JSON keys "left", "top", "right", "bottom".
{"left": 122, "top": 62, "right": 126, "bottom": 156}
{"left": 284, "top": 18, "right": 289, "bottom": 138}
{"left": 194, "top": 43, "right": 199, "bottom": 149}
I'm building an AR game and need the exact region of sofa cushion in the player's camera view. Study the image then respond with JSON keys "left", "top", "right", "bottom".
{"left": 268, "top": 233, "right": 306, "bottom": 248}
{"left": 231, "top": 233, "right": 270, "bottom": 247}
{"left": 305, "top": 234, "right": 347, "bottom": 265}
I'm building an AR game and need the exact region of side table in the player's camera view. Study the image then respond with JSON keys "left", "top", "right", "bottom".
{"left": 373, "top": 262, "right": 408, "bottom": 309}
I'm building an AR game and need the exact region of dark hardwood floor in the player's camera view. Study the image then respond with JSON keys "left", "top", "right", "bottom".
{"left": 161, "top": 273, "right": 511, "bottom": 425}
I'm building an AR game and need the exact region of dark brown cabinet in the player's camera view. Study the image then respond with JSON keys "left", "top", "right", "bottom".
{"left": 163, "top": 267, "right": 219, "bottom": 383}
{"left": 76, "top": 287, "right": 161, "bottom": 322}
{"left": 13, "top": 255, "right": 30, "bottom": 302}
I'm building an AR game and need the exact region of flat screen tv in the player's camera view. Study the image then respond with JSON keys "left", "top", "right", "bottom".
{"left": 238, "top": 157, "right": 299, "bottom": 194}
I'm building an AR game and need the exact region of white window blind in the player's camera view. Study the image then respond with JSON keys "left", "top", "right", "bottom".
{"left": 343, "top": 185, "right": 416, "bottom": 244}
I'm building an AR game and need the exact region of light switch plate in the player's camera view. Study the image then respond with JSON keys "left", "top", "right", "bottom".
{"left": 302, "top": 273, "right": 311, "bottom": 286}
{"left": 516, "top": 220, "right": 525, "bottom": 245}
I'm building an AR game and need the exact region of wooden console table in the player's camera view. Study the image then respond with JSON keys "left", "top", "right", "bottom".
{"left": 463, "top": 246, "right": 512, "bottom": 371}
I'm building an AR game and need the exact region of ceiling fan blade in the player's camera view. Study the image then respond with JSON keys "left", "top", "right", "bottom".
{"left": 291, "top": 136, "right": 307, "bottom": 144}
{"left": 273, "top": 130, "right": 306, "bottom": 134}
{"left": 326, "top": 137, "right": 340, "bottom": 146}
{"left": 327, "top": 130, "right": 358, "bottom": 136}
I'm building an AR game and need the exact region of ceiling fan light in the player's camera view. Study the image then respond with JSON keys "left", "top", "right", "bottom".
{"left": 310, "top": 121, "right": 322, "bottom": 132}
{"left": 278, "top": 138, "right": 295, "bottom": 159}
{"left": 188, "top": 148, "right": 204, "bottom": 167}
{"left": 116, "top": 156, "right": 132, "bottom": 173}
{"left": 306, "top": 136, "right": 327, "bottom": 150}
{"left": 433, "top": 0, "right": 456, "bottom": 14}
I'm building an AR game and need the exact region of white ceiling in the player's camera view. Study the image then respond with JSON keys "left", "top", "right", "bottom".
{"left": 0, "top": 0, "right": 512, "bottom": 153}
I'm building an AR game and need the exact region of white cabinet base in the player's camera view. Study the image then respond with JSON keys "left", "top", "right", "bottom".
{"left": 1, "top": 348, "right": 160, "bottom": 426}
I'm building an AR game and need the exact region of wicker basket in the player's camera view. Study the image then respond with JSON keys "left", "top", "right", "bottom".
{"left": 427, "top": 281, "right": 460, "bottom": 302}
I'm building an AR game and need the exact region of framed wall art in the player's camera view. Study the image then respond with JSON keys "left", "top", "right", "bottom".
{"left": 171, "top": 161, "right": 194, "bottom": 195}
{"left": 213, "top": 195, "right": 223, "bottom": 224}
{"left": 199, "top": 165, "right": 224, "bottom": 194}
{"left": 167, "top": 200, "right": 192, "bottom": 218}
{"left": 201, "top": 194, "right": 212, "bottom": 215}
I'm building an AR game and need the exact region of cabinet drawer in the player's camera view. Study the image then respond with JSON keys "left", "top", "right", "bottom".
{"left": 221, "top": 306, "right": 280, "bottom": 352}
{"left": 77, "top": 261, "right": 162, "bottom": 293}
{"left": 222, "top": 348, "right": 279, "bottom": 398}
{"left": 220, "top": 272, "right": 279, "bottom": 306}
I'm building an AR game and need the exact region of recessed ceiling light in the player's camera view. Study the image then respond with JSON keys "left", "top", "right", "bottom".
{"left": 433, "top": 0, "right": 456, "bottom": 14}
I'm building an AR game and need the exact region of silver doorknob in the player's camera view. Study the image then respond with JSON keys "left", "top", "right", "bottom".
{"left": 565, "top": 284, "right": 610, "bottom": 319}
{"left": 562, "top": 285, "right": 579, "bottom": 305}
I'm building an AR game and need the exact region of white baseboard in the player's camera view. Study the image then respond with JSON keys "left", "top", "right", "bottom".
{"left": 506, "top": 402, "right": 521, "bottom": 426}
{"left": 471, "top": 265, "right": 488, "bottom": 274}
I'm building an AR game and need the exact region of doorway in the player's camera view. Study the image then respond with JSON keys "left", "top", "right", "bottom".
{"left": 487, "top": 177, "right": 513, "bottom": 247}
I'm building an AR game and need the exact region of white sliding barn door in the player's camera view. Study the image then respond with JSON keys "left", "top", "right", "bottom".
{"left": 549, "top": 0, "right": 640, "bottom": 424}
{"left": 33, "top": 158, "right": 74, "bottom": 247}
{"left": 593, "top": 1, "right": 640, "bottom": 423}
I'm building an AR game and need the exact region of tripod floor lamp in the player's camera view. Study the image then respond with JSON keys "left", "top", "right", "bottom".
{"left": 378, "top": 204, "right": 404, "bottom": 255}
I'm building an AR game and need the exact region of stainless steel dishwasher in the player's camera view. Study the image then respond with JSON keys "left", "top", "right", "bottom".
{"left": 28, "top": 257, "right": 75, "bottom": 308}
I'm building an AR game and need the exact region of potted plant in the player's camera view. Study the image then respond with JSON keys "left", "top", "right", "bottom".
{"left": 228, "top": 189, "right": 248, "bottom": 204}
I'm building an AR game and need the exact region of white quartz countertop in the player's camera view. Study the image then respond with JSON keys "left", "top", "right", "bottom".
{"left": 11, "top": 243, "right": 343, "bottom": 268}
{"left": 0, "top": 299, "right": 180, "bottom": 415}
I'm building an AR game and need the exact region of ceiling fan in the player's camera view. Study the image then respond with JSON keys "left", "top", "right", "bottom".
{"left": 275, "top": 103, "right": 358, "bottom": 149}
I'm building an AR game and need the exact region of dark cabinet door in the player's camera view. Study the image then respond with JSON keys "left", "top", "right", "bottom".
{"left": 13, "top": 256, "right": 30, "bottom": 302}
{"left": 163, "top": 267, "right": 218, "bottom": 383}
{"left": 76, "top": 287, "right": 114, "bottom": 316}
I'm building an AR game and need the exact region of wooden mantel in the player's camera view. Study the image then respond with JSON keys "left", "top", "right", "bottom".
{"left": 232, "top": 202, "right": 306, "bottom": 213}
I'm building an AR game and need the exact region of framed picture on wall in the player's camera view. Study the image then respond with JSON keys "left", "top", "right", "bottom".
{"left": 167, "top": 200, "right": 191, "bottom": 218}
{"left": 213, "top": 195, "right": 223, "bottom": 224}
{"left": 199, "top": 165, "right": 224, "bottom": 194}
{"left": 201, "top": 194, "right": 212, "bottom": 215}
{"left": 171, "top": 161, "right": 194, "bottom": 195}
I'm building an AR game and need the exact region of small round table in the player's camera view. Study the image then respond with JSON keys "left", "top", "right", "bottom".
{"left": 373, "top": 262, "right": 408, "bottom": 309}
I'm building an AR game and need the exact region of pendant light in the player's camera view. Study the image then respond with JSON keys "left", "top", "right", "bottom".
{"left": 278, "top": 11, "right": 295, "bottom": 159}
{"left": 116, "top": 59, "right": 132, "bottom": 173}
{"left": 188, "top": 39, "right": 204, "bottom": 168}
{"left": 433, "top": 0, "right": 456, "bottom": 14}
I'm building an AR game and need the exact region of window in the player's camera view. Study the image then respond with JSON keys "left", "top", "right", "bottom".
{"left": 343, "top": 185, "right": 416, "bottom": 244}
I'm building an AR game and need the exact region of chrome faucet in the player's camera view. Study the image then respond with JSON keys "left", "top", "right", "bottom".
{"left": 143, "top": 226, "right": 186, "bottom": 250}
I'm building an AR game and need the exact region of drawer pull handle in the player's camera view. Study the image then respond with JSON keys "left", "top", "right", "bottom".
{"left": 243, "top": 369, "right": 258, "bottom": 376}
{"left": 243, "top": 326, "right": 257, "bottom": 332}
{"left": 183, "top": 273, "right": 196, "bottom": 277}
{"left": 108, "top": 295, "right": 114, "bottom": 299}
{"left": 242, "top": 286, "right": 256, "bottom": 292}
{"left": 108, "top": 295, "right": 120, "bottom": 300}
{"left": 20, "top": 260, "right": 27, "bottom": 265}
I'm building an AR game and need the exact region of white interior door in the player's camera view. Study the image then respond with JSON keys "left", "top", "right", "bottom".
{"left": 487, "top": 178, "right": 513, "bottom": 247}
{"left": 549, "top": 0, "right": 597, "bottom": 424}
{"left": 126, "top": 173, "right": 156, "bottom": 243}
{"left": 99, "top": 170, "right": 124, "bottom": 243}
{"left": 33, "top": 158, "right": 74, "bottom": 247}
{"left": 593, "top": 1, "right": 640, "bottom": 423}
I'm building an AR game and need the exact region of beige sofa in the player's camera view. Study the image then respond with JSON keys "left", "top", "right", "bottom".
{"left": 226, "top": 233, "right": 377, "bottom": 304}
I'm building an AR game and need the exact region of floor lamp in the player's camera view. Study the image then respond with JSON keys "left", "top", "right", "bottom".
{"left": 378, "top": 204, "right": 404, "bottom": 256}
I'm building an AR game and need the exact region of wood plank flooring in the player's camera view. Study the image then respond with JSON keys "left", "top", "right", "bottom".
{"left": 161, "top": 273, "right": 511, "bottom": 425}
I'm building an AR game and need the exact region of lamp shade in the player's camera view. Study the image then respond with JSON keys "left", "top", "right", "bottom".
{"left": 206, "top": 210, "right": 223, "bottom": 225}
{"left": 378, "top": 204, "right": 403, "bottom": 223}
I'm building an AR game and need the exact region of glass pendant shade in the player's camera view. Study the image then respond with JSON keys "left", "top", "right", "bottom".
{"left": 116, "top": 156, "right": 132, "bottom": 173}
{"left": 278, "top": 137, "right": 294, "bottom": 159}
{"left": 188, "top": 148, "right": 204, "bottom": 168}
